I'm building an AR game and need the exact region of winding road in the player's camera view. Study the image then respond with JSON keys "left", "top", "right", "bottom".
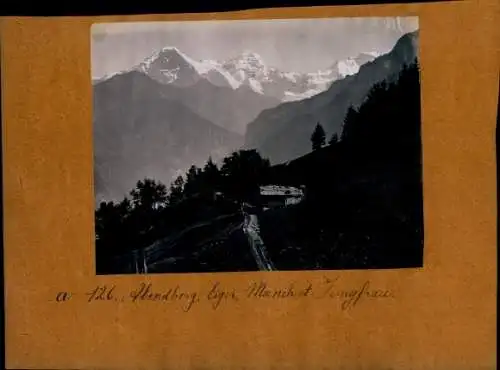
{"left": 242, "top": 210, "right": 275, "bottom": 271}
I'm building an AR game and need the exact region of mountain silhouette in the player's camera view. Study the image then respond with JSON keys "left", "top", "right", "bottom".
{"left": 244, "top": 31, "right": 419, "bottom": 164}
{"left": 93, "top": 71, "right": 243, "bottom": 202}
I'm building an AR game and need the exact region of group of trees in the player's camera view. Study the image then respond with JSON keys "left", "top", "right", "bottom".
{"left": 310, "top": 123, "right": 339, "bottom": 151}
{"left": 308, "top": 60, "right": 423, "bottom": 268}
{"left": 260, "top": 60, "right": 423, "bottom": 270}
{"left": 95, "top": 149, "right": 272, "bottom": 272}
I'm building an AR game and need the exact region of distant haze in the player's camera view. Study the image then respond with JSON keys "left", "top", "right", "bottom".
{"left": 91, "top": 17, "right": 418, "bottom": 78}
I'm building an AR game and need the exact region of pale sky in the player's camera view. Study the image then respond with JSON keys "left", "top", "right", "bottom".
{"left": 91, "top": 17, "right": 418, "bottom": 78}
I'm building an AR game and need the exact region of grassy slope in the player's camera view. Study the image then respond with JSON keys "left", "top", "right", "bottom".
{"left": 147, "top": 212, "right": 258, "bottom": 273}
{"left": 260, "top": 141, "right": 423, "bottom": 270}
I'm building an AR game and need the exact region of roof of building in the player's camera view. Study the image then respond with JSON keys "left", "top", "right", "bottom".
{"left": 260, "top": 185, "right": 304, "bottom": 197}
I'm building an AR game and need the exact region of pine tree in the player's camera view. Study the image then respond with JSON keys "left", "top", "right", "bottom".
{"left": 220, "top": 149, "right": 270, "bottom": 201}
{"left": 130, "top": 178, "right": 168, "bottom": 211}
{"left": 340, "top": 106, "right": 359, "bottom": 142}
{"left": 168, "top": 175, "right": 185, "bottom": 205}
{"left": 184, "top": 165, "right": 203, "bottom": 197}
{"left": 328, "top": 132, "right": 339, "bottom": 145}
{"left": 203, "top": 156, "right": 220, "bottom": 193}
{"left": 311, "top": 123, "right": 326, "bottom": 151}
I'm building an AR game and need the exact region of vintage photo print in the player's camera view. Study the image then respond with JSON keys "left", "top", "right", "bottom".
{"left": 91, "top": 17, "right": 422, "bottom": 274}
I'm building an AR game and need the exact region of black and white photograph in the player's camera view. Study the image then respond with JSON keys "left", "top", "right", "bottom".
{"left": 92, "top": 17, "right": 423, "bottom": 275}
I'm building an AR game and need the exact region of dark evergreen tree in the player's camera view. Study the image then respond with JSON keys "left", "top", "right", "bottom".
{"left": 130, "top": 178, "right": 168, "bottom": 211}
{"left": 203, "top": 156, "right": 220, "bottom": 194}
{"left": 340, "top": 106, "right": 359, "bottom": 143}
{"left": 220, "top": 149, "right": 271, "bottom": 202}
{"left": 184, "top": 165, "right": 203, "bottom": 197}
{"left": 328, "top": 132, "right": 339, "bottom": 145}
{"left": 311, "top": 123, "right": 326, "bottom": 151}
{"left": 95, "top": 196, "right": 136, "bottom": 273}
{"left": 95, "top": 201, "right": 121, "bottom": 245}
{"left": 168, "top": 175, "right": 185, "bottom": 205}
{"left": 124, "top": 179, "right": 168, "bottom": 251}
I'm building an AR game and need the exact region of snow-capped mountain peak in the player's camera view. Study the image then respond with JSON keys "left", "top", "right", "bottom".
{"left": 127, "top": 47, "right": 382, "bottom": 101}
{"left": 329, "top": 52, "right": 380, "bottom": 77}
{"left": 280, "top": 51, "right": 380, "bottom": 102}
{"left": 135, "top": 46, "right": 219, "bottom": 86}
{"left": 354, "top": 51, "right": 381, "bottom": 66}
{"left": 222, "top": 51, "right": 268, "bottom": 87}
{"left": 230, "top": 50, "right": 266, "bottom": 68}
{"left": 331, "top": 57, "right": 359, "bottom": 77}
{"left": 139, "top": 46, "right": 187, "bottom": 70}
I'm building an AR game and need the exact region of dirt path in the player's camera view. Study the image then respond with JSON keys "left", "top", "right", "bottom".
{"left": 242, "top": 212, "right": 275, "bottom": 271}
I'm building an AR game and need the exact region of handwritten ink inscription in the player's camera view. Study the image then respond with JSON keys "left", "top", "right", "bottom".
{"left": 86, "top": 285, "right": 114, "bottom": 302}
{"left": 55, "top": 291, "right": 73, "bottom": 302}
{"left": 52, "top": 277, "right": 394, "bottom": 312}
{"left": 129, "top": 283, "right": 200, "bottom": 312}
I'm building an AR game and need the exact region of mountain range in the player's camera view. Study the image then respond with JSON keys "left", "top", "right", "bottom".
{"left": 95, "top": 47, "right": 380, "bottom": 103}
{"left": 244, "top": 30, "right": 419, "bottom": 164}
{"left": 93, "top": 71, "right": 243, "bottom": 202}
{"left": 93, "top": 30, "right": 418, "bottom": 202}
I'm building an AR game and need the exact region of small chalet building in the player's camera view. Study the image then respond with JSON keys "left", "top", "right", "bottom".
{"left": 259, "top": 185, "right": 305, "bottom": 208}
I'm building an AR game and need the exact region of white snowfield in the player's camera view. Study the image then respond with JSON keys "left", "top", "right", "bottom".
{"left": 99, "top": 46, "right": 380, "bottom": 102}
